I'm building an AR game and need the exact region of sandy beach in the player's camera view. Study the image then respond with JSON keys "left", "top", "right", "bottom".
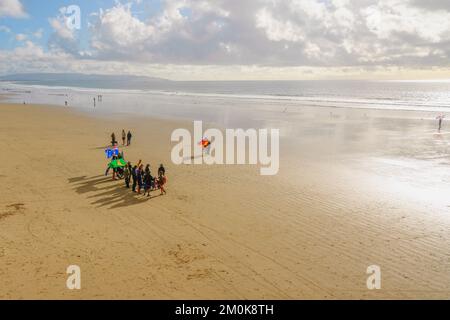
{"left": 1, "top": 101, "right": 450, "bottom": 299}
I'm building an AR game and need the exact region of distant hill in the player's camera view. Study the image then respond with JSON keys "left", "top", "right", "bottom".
{"left": 0, "top": 73, "right": 171, "bottom": 90}
{"left": 0, "top": 73, "right": 169, "bottom": 82}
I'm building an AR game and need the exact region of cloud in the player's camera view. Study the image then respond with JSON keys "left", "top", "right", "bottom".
{"left": 49, "top": 16, "right": 75, "bottom": 40}
{"left": 89, "top": 1, "right": 231, "bottom": 62}
{"left": 15, "top": 33, "right": 26, "bottom": 41}
{"left": 47, "top": 7, "right": 81, "bottom": 56}
{"left": 1, "top": 0, "right": 449, "bottom": 79}
{"left": 90, "top": 3, "right": 156, "bottom": 57}
{"left": 362, "top": 1, "right": 450, "bottom": 43}
{"left": 81, "top": 0, "right": 449, "bottom": 68}
{"left": 1, "top": 40, "right": 450, "bottom": 81}
{"left": 0, "top": 0, "right": 26, "bottom": 18}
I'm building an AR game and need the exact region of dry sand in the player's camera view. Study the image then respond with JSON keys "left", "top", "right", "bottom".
{"left": 1, "top": 102, "right": 450, "bottom": 299}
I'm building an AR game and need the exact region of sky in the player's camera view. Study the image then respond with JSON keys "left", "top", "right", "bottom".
{"left": 0, "top": 0, "right": 449, "bottom": 80}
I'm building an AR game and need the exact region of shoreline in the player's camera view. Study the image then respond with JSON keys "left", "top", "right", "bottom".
{"left": 3, "top": 81, "right": 450, "bottom": 115}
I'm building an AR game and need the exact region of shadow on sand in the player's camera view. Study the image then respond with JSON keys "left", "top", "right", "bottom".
{"left": 68, "top": 175, "right": 162, "bottom": 209}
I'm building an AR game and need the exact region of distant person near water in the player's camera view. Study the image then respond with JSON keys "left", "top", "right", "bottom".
{"left": 437, "top": 115, "right": 445, "bottom": 132}
{"left": 127, "top": 130, "right": 132, "bottom": 146}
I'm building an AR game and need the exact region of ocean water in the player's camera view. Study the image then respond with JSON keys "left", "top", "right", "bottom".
{"left": 2, "top": 79, "right": 450, "bottom": 113}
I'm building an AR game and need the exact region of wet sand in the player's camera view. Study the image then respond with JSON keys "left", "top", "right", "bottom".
{"left": 1, "top": 101, "right": 450, "bottom": 299}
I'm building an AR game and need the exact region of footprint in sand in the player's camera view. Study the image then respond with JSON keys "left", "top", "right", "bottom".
{"left": 187, "top": 268, "right": 213, "bottom": 280}
{"left": 0, "top": 203, "right": 25, "bottom": 220}
{"left": 168, "top": 243, "right": 206, "bottom": 265}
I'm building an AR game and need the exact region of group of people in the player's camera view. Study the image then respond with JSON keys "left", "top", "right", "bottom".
{"left": 111, "top": 130, "right": 132, "bottom": 146}
{"left": 105, "top": 131, "right": 167, "bottom": 196}
{"left": 123, "top": 161, "right": 167, "bottom": 197}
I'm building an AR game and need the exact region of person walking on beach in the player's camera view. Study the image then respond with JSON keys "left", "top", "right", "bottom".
{"left": 111, "top": 132, "right": 117, "bottom": 146}
{"left": 124, "top": 162, "right": 131, "bottom": 188}
{"left": 127, "top": 130, "right": 132, "bottom": 146}
{"left": 158, "top": 164, "right": 165, "bottom": 177}
{"left": 200, "top": 137, "right": 211, "bottom": 159}
{"left": 93, "top": 97, "right": 96, "bottom": 108}
{"left": 121, "top": 129, "right": 126, "bottom": 146}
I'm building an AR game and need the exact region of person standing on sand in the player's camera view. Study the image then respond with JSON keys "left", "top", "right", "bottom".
{"left": 105, "top": 155, "right": 117, "bottom": 178}
{"left": 131, "top": 165, "right": 138, "bottom": 192}
{"left": 121, "top": 129, "right": 126, "bottom": 145}
{"left": 136, "top": 164, "right": 144, "bottom": 194}
{"left": 127, "top": 130, "right": 132, "bottom": 146}
{"left": 143, "top": 164, "right": 153, "bottom": 197}
{"left": 158, "top": 164, "right": 165, "bottom": 177}
{"left": 158, "top": 172, "right": 167, "bottom": 195}
{"left": 124, "top": 162, "right": 131, "bottom": 188}
{"left": 111, "top": 132, "right": 116, "bottom": 146}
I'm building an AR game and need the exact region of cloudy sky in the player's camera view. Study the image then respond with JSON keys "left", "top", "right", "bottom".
{"left": 0, "top": 0, "right": 449, "bottom": 80}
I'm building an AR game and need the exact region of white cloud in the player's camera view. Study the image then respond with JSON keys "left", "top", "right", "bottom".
{"left": 363, "top": 1, "right": 450, "bottom": 43}
{"left": 1, "top": 40, "right": 450, "bottom": 80}
{"left": 1, "top": 0, "right": 450, "bottom": 79}
{"left": 255, "top": 7, "right": 305, "bottom": 42}
{"left": 49, "top": 16, "right": 75, "bottom": 40}
{"left": 90, "top": 3, "right": 155, "bottom": 53}
{"left": 0, "top": 0, "right": 26, "bottom": 18}
{"left": 15, "top": 33, "right": 26, "bottom": 41}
